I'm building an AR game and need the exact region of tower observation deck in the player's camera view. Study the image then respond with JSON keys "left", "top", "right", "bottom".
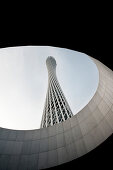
{"left": 40, "top": 56, "right": 73, "bottom": 128}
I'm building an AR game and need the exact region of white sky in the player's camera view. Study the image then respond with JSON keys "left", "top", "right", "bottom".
{"left": 0, "top": 46, "right": 99, "bottom": 130}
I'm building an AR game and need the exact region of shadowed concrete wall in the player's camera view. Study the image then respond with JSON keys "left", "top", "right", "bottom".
{"left": 0, "top": 57, "right": 113, "bottom": 170}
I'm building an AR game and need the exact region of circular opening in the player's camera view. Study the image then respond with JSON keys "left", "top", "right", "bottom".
{"left": 0, "top": 46, "right": 99, "bottom": 130}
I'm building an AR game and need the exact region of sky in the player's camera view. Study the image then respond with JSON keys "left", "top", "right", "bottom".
{"left": 0, "top": 46, "right": 99, "bottom": 130}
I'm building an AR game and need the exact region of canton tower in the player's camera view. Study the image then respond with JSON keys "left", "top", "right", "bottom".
{"left": 40, "top": 56, "right": 73, "bottom": 128}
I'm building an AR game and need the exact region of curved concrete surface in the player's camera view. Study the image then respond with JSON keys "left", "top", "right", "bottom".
{"left": 0, "top": 57, "right": 113, "bottom": 170}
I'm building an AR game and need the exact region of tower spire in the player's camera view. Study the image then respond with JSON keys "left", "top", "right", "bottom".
{"left": 40, "top": 56, "right": 73, "bottom": 128}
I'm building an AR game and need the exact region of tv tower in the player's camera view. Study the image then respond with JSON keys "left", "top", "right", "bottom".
{"left": 40, "top": 56, "right": 73, "bottom": 128}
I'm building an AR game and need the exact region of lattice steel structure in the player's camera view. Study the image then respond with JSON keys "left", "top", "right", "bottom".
{"left": 40, "top": 56, "right": 73, "bottom": 128}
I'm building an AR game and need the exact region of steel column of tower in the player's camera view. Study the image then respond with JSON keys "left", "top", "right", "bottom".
{"left": 40, "top": 56, "right": 73, "bottom": 128}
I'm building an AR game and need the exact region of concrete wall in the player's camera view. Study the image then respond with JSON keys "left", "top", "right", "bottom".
{"left": 0, "top": 57, "right": 113, "bottom": 169}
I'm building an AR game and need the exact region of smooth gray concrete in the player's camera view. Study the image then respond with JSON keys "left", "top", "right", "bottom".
{"left": 0, "top": 57, "right": 113, "bottom": 169}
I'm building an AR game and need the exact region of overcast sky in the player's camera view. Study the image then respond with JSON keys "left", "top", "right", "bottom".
{"left": 0, "top": 46, "right": 99, "bottom": 130}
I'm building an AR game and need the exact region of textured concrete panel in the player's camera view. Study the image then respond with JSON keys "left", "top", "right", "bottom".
{"left": 83, "top": 133, "right": 96, "bottom": 152}
{"left": 66, "top": 142, "right": 77, "bottom": 161}
{"left": 48, "top": 149, "right": 58, "bottom": 168}
{"left": 98, "top": 100, "right": 110, "bottom": 116}
{"left": 7, "top": 156, "right": 20, "bottom": 170}
{"left": 92, "top": 107, "right": 104, "bottom": 124}
{"left": 98, "top": 119, "right": 112, "bottom": 139}
{"left": 4, "top": 141, "right": 23, "bottom": 154}
{"left": 105, "top": 110, "right": 113, "bottom": 129}
{"left": 74, "top": 139, "right": 87, "bottom": 157}
{"left": 31, "top": 140, "right": 40, "bottom": 154}
{"left": 64, "top": 129, "right": 74, "bottom": 145}
{"left": 49, "top": 136, "right": 57, "bottom": 150}
{"left": 77, "top": 105, "right": 91, "bottom": 123}
{"left": 79, "top": 114, "right": 97, "bottom": 136}
{"left": 0, "top": 140, "right": 7, "bottom": 154}
{"left": 38, "top": 152, "right": 48, "bottom": 169}
{"left": 0, "top": 155, "right": 10, "bottom": 170}
{"left": 72, "top": 125, "right": 82, "bottom": 141}
{"left": 18, "top": 155, "right": 29, "bottom": 170}
{"left": 56, "top": 133, "right": 65, "bottom": 148}
{"left": 18, "top": 154, "right": 39, "bottom": 170}
{"left": 24, "top": 131, "right": 33, "bottom": 140}
{"left": 40, "top": 138, "right": 49, "bottom": 152}
{"left": 57, "top": 147, "right": 68, "bottom": 165}
{"left": 21, "top": 141, "right": 32, "bottom": 154}
{"left": 91, "top": 126, "right": 104, "bottom": 147}
{"left": 26, "top": 154, "right": 39, "bottom": 170}
{"left": 88, "top": 99, "right": 97, "bottom": 112}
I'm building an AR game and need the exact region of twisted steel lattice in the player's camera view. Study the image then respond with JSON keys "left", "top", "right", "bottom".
{"left": 40, "top": 56, "right": 73, "bottom": 128}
